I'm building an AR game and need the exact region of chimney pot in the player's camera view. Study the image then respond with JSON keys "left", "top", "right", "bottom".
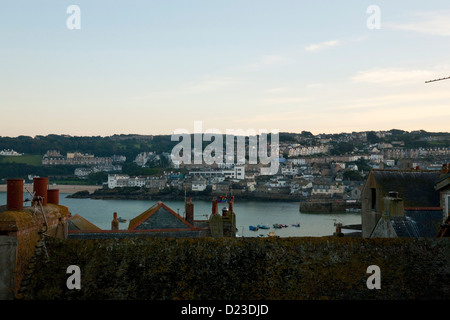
{"left": 388, "top": 191, "right": 399, "bottom": 198}
{"left": 112, "top": 212, "right": 119, "bottom": 230}
{"left": 212, "top": 198, "right": 219, "bottom": 215}
{"left": 185, "top": 198, "right": 194, "bottom": 224}
{"left": 47, "top": 189, "right": 59, "bottom": 205}
{"left": 7, "top": 178, "right": 24, "bottom": 211}
{"left": 33, "top": 177, "right": 48, "bottom": 206}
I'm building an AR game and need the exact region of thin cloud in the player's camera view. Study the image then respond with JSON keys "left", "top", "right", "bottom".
{"left": 245, "top": 55, "right": 287, "bottom": 71}
{"left": 305, "top": 40, "right": 340, "bottom": 52}
{"left": 265, "top": 87, "right": 289, "bottom": 93}
{"left": 386, "top": 11, "right": 450, "bottom": 36}
{"left": 352, "top": 68, "right": 436, "bottom": 85}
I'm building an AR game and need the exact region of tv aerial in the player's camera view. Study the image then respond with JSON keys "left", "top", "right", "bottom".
{"left": 425, "top": 76, "right": 450, "bottom": 84}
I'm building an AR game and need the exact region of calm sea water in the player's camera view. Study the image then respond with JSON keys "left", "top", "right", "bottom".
{"left": 0, "top": 192, "right": 361, "bottom": 237}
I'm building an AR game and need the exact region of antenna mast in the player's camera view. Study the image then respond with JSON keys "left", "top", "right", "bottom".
{"left": 425, "top": 76, "right": 450, "bottom": 84}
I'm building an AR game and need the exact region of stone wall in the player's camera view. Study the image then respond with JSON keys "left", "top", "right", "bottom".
{"left": 21, "top": 237, "right": 450, "bottom": 300}
{"left": 0, "top": 204, "right": 70, "bottom": 299}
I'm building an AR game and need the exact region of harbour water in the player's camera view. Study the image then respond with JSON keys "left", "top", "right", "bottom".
{"left": 0, "top": 192, "right": 361, "bottom": 237}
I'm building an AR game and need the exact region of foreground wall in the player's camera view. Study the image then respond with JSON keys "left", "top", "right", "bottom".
{"left": 21, "top": 237, "right": 450, "bottom": 300}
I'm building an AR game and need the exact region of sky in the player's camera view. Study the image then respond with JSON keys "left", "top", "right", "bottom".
{"left": 1, "top": 0, "right": 450, "bottom": 137}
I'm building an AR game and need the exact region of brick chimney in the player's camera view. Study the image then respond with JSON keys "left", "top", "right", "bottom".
{"left": 7, "top": 178, "right": 24, "bottom": 211}
{"left": 185, "top": 197, "right": 194, "bottom": 224}
{"left": 111, "top": 212, "right": 119, "bottom": 230}
{"left": 212, "top": 198, "right": 219, "bottom": 215}
{"left": 228, "top": 196, "right": 234, "bottom": 213}
{"left": 47, "top": 189, "right": 59, "bottom": 205}
{"left": 33, "top": 177, "right": 48, "bottom": 206}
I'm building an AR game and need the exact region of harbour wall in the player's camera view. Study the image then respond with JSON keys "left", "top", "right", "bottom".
{"left": 300, "top": 201, "right": 361, "bottom": 213}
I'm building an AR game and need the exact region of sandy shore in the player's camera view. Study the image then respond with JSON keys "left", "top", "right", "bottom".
{"left": 0, "top": 184, "right": 102, "bottom": 194}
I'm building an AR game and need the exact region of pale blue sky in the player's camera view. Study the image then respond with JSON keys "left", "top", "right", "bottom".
{"left": 1, "top": 1, "right": 450, "bottom": 137}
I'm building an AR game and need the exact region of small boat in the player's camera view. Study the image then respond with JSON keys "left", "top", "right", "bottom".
{"left": 118, "top": 217, "right": 127, "bottom": 223}
{"left": 249, "top": 226, "right": 259, "bottom": 231}
{"left": 273, "top": 224, "right": 282, "bottom": 229}
{"left": 257, "top": 224, "right": 270, "bottom": 229}
{"left": 292, "top": 223, "right": 300, "bottom": 227}
{"left": 268, "top": 231, "right": 279, "bottom": 238}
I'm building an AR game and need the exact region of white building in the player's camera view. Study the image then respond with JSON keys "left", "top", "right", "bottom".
{"left": 191, "top": 176, "right": 208, "bottom": 191}
{"left": 311, "top": 184, "right": 345, "bottom": 196}
{"left": 108, "top": 174, "right": 130, "bottom": 189}
{"left": 75, "top": 168, "right": 93, "bottom": 178}
{"left": 0, "top": 149, "right": 23, "bottom": 156}
{"left": 189, "top": 165, "right": 245, "bottom": 180}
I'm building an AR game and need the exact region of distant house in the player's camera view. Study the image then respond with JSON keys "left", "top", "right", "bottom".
{"left": 435, "top": 164, "right": 450, "bottom": 219}
{"left": 68, "top": 214, "right": 102, "bottom": 232}
{"left": 128, "top": 201, "right": 203, "bottom": 235}
{"left": 191, "top": 176, "right": 207, "bottom": 192}
{"left": 68, "top": 198, "right": 237, "bottom": 239}
{"left": 361, "top": 168, "right": 444, "bottom": 238}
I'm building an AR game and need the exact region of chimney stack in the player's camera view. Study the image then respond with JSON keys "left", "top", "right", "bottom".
{"left": 228, "top": 196, "right": 234, "bottom": 213}
{"left": 47, "top": 189, "right": 60, "bottom": 205}
{"left": 185, "top": 197, "right": 194, "bottom": 224}
{"left": 384, "top": 191, "right": 404, "bottom": 218}
{"left": 111, "top": 212, "right": 119, "bottom": 230}
{"left": 7, "top": 178, "right": 24, "bottom": 211}
{"left": 33, "top": 177, "right": 48, "bottom": 206}
{"left": 212, "top": 198, "right": 219, "bottom": 215}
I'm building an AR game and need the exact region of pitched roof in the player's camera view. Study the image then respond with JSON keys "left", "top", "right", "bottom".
{"left": 390, "top": 209, "right": 443, "bottom": 238}
{"left": 128, "top": 201, "right": 196, "bottom": 231}
{"left": 435, "top": 172, "right": 450, "bottom": 191}
{"left": 371, "top": 170, "right": 441, "bottom": 207}
{"left": 68, "top": 214, "right": 102, "bottom": 231}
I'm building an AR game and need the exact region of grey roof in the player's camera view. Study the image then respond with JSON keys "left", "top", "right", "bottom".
{"left": 372, "top": 170, "right": 441, "bottom": 207}
{"left": 390, "top": 209, "right": 443, "bottom": 238}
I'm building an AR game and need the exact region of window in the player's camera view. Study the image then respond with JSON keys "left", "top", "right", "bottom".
{"left": 371, "top": 188, "right": 376, "bottom": 210}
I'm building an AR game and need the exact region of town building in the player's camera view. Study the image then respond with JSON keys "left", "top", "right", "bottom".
{"left": 188, "top": 165, "right": 245, "bottom": 180}
{"left": 0, "top": 149, "right": 23, "bottom": 156}
{"left": 361, "top": 168, "right": 444, "bottom": 238}
{"left": 42, "top": 150, "right": 114, "bottom": 166}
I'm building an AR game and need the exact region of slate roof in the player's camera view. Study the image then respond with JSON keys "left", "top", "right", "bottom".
{"left": 68, "top": 214, "right": 102, "bottom": 231}
{"left": 435, "top": 172, "right": 450, "bottom": 191}
{"left": 371, "top": 170, "right": 441, "bottom": 207}
{"left": 128, "top": 201, "right": 196, "bottom": 231}
{"left": 390, "top": 208, "right": 443, "bottom": 238}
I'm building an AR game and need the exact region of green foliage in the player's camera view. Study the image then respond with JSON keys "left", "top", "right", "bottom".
{"left": 353, "top": 157, "right": 372, "bottom": 172}
{"left": 330, "top": 142, "right": 354, "bottom": 155}
{"left": 122, "top": 163, "right": 161, "bottom": 176}
{"left": 367, "top": 131, "right": 381, "bottom": 144}
{"left": 0, "top": 154, "right": 42, "bottom": 166}
{"left": 343, "top": 170, "right": 364, "bottom": 181}
{"left": 0, "top": 163, "right": 78, "bottom": 180}
{"left": 86, "top": 172, "right": 108, "bottom": 185}
{"left": 0, "top": 135, "right": 176, "bottom": 159}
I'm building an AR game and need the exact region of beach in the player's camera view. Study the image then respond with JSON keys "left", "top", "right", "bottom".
{"left": 0, "top": 183, "right": 102, "bottom": 194}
